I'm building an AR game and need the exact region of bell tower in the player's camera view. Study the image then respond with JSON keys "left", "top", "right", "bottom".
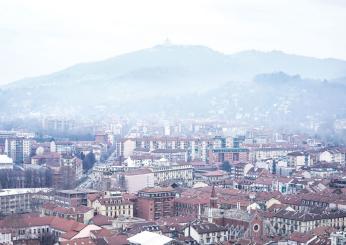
{"left": 208, "top": 185, "right": 218, "bottom": 223}
{"left": 210, "top": 185, "right": 218, "bottom": 208}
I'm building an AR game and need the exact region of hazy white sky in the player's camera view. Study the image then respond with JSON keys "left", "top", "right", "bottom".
{"left": 0, "top": 0, "right": 346, "bottom": 85}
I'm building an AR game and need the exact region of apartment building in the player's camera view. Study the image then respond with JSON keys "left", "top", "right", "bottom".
{"left": 266, "top": 209, "right": 346, "bottom": 236}
{"left": 151, "top": 163, "right": 193, "bottom": 186}
{"left": 41, "top": 202, "right": 94, "bottom": 224}
{"left": 116, "top": 137, "right": 210, "bottom": 161}
{"left": 136, "top": 187, "right": 176, "bottom": 221}
{"left": 0, "top": 188, "right": 52, "bottom": 215}
{"left": 184, "top": 222, "right": 229, "bottom": 245}
{"left": 53, "top": 190, "right": 99, "bottom": 207}
{"left": 4, "top": 137, "right": 31, "bottom": 164}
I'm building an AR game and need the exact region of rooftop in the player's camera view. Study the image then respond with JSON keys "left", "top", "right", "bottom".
{"left": 128, "top": 231, "right": 172, "bottom": 245}
{"left": 0, "top": 188, "right": 52, "bottom": 197}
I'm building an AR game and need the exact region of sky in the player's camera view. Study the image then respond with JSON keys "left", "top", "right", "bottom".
{"left": 0, "top": 0, "right": 346, "bottom": 85}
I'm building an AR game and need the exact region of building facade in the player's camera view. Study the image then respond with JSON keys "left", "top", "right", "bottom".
{"left": 136, "top": 187, "right": 176, "bottom": 221}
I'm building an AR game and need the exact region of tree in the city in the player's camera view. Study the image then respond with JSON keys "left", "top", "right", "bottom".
{"left": 82, "top": 152, "right": 96, "bottom": 172}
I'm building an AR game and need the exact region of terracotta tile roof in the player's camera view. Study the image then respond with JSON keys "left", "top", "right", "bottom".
{"left": 87, "top": 193, "right": 99, "bottom": 202}
{"left": 42, "top": 202, "right": 93, "bottom": 215}
{"left": 311, "top": 226, "right": 337, "bottom": 236}
{"left": 91, "top": 215, "right": 113, "bottom": 226}
{"left": 0, "top": 214, "right": 87, "bottom": 233}
{"left": 50, "top": 216, "right": 86, "bottom": 232}
{"left": 253, "top": 177, "right": 273, "bottom": 186}
{"left": 60, "top": 237, "right": 96, "bottom": 245}
{"left": 105, "top": 233, "right": 129, "bottom": 245}
{"left": 60, "top": 231, "right": 78, "bottom": 240}
{"left": 175, "top": 196, "right": 209, "bottom": 205}
{"left": 90, "top": 228, "right": 113, "bottom": 238}
{"left": 254, "top": 191, "right": 282, "bottom": 202}
{"left": 0, "top": 214, "right": 54, "bottom": 229}
{"left": 191, "top": 222, "right": 228, "bottom": 233}
{"left": 156, "top": 215, "right": 196, "bottom": 225}
{"left": 289, "top": 232, "right": 315, "bottom": 243}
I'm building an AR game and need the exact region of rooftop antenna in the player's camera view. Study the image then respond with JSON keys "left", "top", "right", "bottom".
{"left": 164, "top": 38, "right": 172, "bottom": 46}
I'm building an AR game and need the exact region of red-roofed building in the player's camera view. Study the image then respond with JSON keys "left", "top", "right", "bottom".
{"left": 42, "top": 202, "right": 94, "bottom": 224}
{"left": 200, "top": 170, "right": 229, "bottom": 184}
{"left": 0, "top": 214, "right": 100, "bottom": 244}
{"left": 60, "top": 237, "right": 96, "bottom": 245}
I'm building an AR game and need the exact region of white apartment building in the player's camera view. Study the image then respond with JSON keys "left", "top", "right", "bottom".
{"left": 4, "top": 138, "right": 31, "bottom": 164}
{"left": 117, "top": 137, "right": 210, "bottom": 162}
{"left": 320, "top": 148, "right": 346, "bottom": 165}
{"left": 0, "top": 188, "right": 52, "bottom": 215}
{"left": 150, "top": 163, "right": 193, "bottom": 186}
{"left": 184, "top": 222, "right": 229, "bottom": 245}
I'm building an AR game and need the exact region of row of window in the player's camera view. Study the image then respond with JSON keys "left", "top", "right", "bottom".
{"left": 106, "top": 205, "right": 131, "bottom": 210}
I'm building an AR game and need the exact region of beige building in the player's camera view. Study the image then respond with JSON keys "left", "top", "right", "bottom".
{"left": 266, "top": 209, "right": 346, "bottom": 236}
{"left": 151, "top": 163, "right": 193, "bottom": 186}
{"left": 88, "top": 193, "right": 133, "bottom": 218}
{"left": 249, "top": 147, "right": 295, "bottom": 163}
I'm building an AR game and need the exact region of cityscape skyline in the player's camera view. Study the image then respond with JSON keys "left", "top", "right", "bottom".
{"left": 1, "top": 1, "right": 346, "bottom": 244}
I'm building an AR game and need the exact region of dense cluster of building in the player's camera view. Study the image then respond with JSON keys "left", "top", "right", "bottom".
{"left": 0, "top": 122, "right": 346, "bottom": 244}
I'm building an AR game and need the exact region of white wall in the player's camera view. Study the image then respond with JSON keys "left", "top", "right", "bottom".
{"left": 125, "top": 173, "right": 154, "bottom": 193}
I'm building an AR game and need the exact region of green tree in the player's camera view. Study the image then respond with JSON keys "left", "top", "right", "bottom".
{"left": 83, "top": 152, "right": 96, "bottom": 171}
{"left": 221, "top": 161, "right": 231, "bottom": 172}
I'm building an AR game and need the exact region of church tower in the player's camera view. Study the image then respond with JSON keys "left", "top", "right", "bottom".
{"left": 208, "top": 185, "right": 218, "bottom": 223}
{"left": 210, "top": 185, "right": 218, "bottom": 208}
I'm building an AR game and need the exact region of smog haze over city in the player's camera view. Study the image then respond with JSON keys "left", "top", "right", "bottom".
{"left": 0, "top": 1, "right": 346, "bottom": 245}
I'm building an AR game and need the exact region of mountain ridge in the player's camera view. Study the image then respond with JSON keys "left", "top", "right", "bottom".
{"left": 3, "top": 44, "right": 346, "bottom": 90}
{"left": 1, "top": 44, "right": 346, "bottom": 127}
